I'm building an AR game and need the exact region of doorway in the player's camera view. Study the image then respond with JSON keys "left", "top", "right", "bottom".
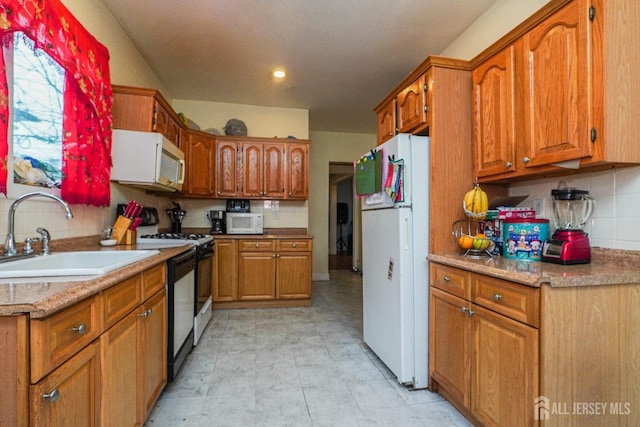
{"left": 329, "top": 163, "right": 356, "bottom": 270}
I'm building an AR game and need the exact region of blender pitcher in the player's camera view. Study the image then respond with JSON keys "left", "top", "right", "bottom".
{"left": 551, "top": 188, "right": 594, "bottom": 230}
{"left": 542, "top": 188, "right": 594, "bottom": 265}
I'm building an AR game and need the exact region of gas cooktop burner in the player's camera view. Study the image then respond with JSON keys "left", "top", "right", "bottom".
{"left": 140, "top": 232, "right": 209, "bottom": 241}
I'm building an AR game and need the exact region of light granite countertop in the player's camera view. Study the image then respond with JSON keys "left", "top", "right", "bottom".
{"left": 0, "top": 238, "right": 192, "bottom": 318}
{"left": 429, "top": 247, "right": 640, "bottom": 288}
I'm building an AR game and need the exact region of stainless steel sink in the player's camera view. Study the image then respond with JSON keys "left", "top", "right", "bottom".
{"left": 0, "top": 250, "right": 159, "bottom": 278}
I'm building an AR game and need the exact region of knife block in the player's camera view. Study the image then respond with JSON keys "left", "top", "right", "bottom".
{"left": 111, "top": 215, "right": 132, "bottom": 244}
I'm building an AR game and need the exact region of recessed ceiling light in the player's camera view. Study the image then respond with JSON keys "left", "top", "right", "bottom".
{"left": 272, "top": 69, "right": 286, "bottom": 79}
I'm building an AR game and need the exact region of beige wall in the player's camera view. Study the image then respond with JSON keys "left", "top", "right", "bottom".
{"left": 440, "top": 0, "right": 551, "bottom": 60}
{"left": 309, "top": 131, "right": 375, "bottom": 280}
{"left": 172, "top": 99, "right": 309, "bottom": 140}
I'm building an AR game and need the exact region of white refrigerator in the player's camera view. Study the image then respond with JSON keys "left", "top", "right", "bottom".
{"left": 358, "top": 133, "right": 429, "bottom": 389}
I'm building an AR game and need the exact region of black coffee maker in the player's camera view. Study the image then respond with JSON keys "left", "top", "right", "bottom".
{"left": 207, "top": 210, "right": 226, "bottom": 234}
{"left": 166, "top": 202, "right": 186, "bottom": 233}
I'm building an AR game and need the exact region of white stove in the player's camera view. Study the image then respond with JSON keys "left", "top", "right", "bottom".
{"left": 137, "top": 232, "right": 213, "bottom": 246}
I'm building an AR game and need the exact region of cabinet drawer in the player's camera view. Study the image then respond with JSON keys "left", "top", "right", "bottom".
{"left": 30, "top": 295, "right": 102, "bottom": 382}
{"left": 430, "top": 263, "right": 471, "bottom": 300}
{"left": 239, "top": 240, "right": 275, "bottom": 251}
{"left": 103, "top": 274, "right": 142, "bottom": 328}
{"left": 143, "top": 263, "right": 166, "bottom": 299}
{"left": 277, "top": 239, "right": 312, "bottom": 251}
{"left": 472, "top": 274, "right": 539, "bottom": 327}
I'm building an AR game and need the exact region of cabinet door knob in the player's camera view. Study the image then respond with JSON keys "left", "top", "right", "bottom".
{"left": 71, "top": 324, "right": 86, "bottom": 335}
{"left": 443, "top": 276, "right": 450, "bottom": 282}
{"left": 460, "top": 306, "right": 468, "bottom": 314}
{"left": 292, "top": 243, "right": 297, "bottom": 248}
{"left": 43, "top": 388, "right": 60, "bottom": 402}
{"left": 139, "top": 308, "right": 152, "bottom": 318}
{"left": 492, "top": 293, "right": 502, "bottom": 302}
{"left": 255, "top": 243, "right": 260, "bottom": 248}
{"left": 522, "top": 157, "right": 531, "bottom": 163}
{"left": 505, "top": 162, "right": 512, "bottom": 168}
{"left": 272, "top": 254, "right": 277, "bottom": 258}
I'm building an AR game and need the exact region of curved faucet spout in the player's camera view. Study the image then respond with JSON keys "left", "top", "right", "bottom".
{"left": 4, "top": 192, "right": 74, "bottom": 256}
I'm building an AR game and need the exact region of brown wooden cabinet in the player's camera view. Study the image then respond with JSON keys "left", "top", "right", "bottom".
{"left": 213, "top": 236, "right": 312, "bottom": 309}
{"left": 184, "top": 130, "right": 216, "bottom": 196}
{"left": 430, "top": 263, "right": 538, "bottom": 427}
{"left": 30, "top": 341, "right": 101, "bottom": 427}
{"left": 470, "top": 0, "right": 640, "bottom": 183}
{"left": 376, "top": 99, "right": 396, "bottom": 145}
{"left": 111, "top": 85, "right": 184, "bottom": 147}
{"left": 285, "top": 143, "right": 309, "bottom": 200}
{"left": 215, "top": 139, "right": 241, "bottom": 198}
{"left": 472, "top": 45, "right": 517, "bottom": 178}
{"left": 430, "top": 259, "right": 640, "bottom": 426}
{"left": 396, "top": 71, "right": 429, "bottom": 135}
{"left": 100, "top": 263, "right": 167, "bottom": 427}
{"left": 213, "top": 239, "right": 238, "bottom": 302}
{"left": 241, "top": 141, "right": 287, "bottom": 199}
{"left": 374, "top": 56, "right": 478, "bottom": 254}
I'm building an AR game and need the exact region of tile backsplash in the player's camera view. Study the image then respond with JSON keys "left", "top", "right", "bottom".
{"left": 509, "top": 165, "right": 640, "bottom": 250}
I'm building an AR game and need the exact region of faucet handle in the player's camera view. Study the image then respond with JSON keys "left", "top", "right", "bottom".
{"left": 36, "top": 227, "right": 51, "bottom": 255}
{"left": 23, "top": 237, "right": 41, "bottom": 254}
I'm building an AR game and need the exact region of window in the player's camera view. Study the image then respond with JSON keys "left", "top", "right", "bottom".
{"left": 9, "top": 32, "right": 64, "bottom": 195}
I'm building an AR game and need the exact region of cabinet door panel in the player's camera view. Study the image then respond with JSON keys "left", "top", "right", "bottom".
{"left": 264, "top": 143, "right": 286, "bottom": 198}
{"left": 213, "top": 240, "right": 238, "bottom": 302}
{"left": 522, "top": 0, "right": 592, "bottom": 167}
{"left": 139, "top": 289, "right": 167, "bottom": 422}
{"left": 215, "top": 141, "right": 239, "bottom": 198}
{"left": 185, "top": 132, "right": 215, "bottom": 196}
{"left": 277, "top": 253, "right": 311, "bottom": 299}
{"left": 286, "top": 143, "right": 309, "bottom": 199}
{"left": 242, "top": 142, "right": 264, "bottom": 197}
{"left": 397, "top": 73, "right": 427, "bottom": 133}
{"left": 30, "top": 341, "right": 100, "bottom": 427}
{"left": 100, "top": 311, "right": 138, "bottom": 427}
{"left": 377, "top": 100, "right": 396, "bottom": 145}
{"left": 472, "top": 46, "right": 516, "bottom": 177}
{"left": 430, "top": 288, "right": 471, "bottom": 408}
{"left": 238, "top": 253, "right": 276, "bottom": 300}
{"left": 471, "top": 305, "right": 538, "bottom": 427}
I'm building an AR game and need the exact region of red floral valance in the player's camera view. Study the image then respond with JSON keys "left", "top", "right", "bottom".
{"left": 0, "top": 0, "right": 112, "bottom": 206}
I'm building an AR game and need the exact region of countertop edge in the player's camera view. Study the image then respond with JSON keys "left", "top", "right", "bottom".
{"left": 429, "top": 248, "right": 640, "bottom": 288}
{"left": 0, "top": 244, "right": 191, "bottom": 318}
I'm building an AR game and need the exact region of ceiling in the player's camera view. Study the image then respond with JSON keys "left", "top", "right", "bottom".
{"left": 102, "top": 0, "right": 499, "bottom": 135}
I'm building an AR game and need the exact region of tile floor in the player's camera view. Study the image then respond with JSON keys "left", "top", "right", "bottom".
{"left": 144, "top": 270, "right": 472, "bottom": 426}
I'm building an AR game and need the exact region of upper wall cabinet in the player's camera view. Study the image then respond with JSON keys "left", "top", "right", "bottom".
{"left": 374, "top": 69, "right": 432, "bottom": 146}
{"left": 182, "top": 135, "right": 310, "bottom": 200}
{"left": 471, "top": 0, "right": 640, "bottom": 183}
{"left": 111, "top": 85, "right": 184, "bottom": 147}
{"left": 472, "top": 45, "right": 517, "bottom": 178}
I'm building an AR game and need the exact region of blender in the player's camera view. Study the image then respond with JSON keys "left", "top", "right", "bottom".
{"left": 542, "top": 188, "right": 594, "bottom": 264}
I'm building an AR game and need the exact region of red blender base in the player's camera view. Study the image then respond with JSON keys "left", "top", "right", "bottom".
{"left": 542, "top": 230, "right": 591, "bottom": 264}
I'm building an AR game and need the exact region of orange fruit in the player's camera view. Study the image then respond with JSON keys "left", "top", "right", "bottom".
{"left": 458, "top": 234, "right": 474, "bottom": 250}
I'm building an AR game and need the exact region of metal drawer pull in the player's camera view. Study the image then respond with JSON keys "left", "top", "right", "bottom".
{"left": 292, "top": 243, "right": 297, "bottom": 248}
{"left": 43, "top": 388, "right": 60, "bottom": 402}
{"left": 460, "top": 306, "right": 474, "bottom": 316}
{"left": 493, "top": 293, "right": 502, "bottom": 302}
{"left": 255, "top": 243, "right": 260, "bottom": 248}
{"left": 443, "top": 276, "right": 450, "bottom": 282}
{"left": 71, "top": 324, "right": 86, "bottom": 335}
{"left": 139, "top": 309, "right": 152, "bottom": 318}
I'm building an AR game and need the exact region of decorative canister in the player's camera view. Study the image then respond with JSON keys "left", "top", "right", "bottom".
{"left": 502, "top": 218, "right": 549, "bottom": 261}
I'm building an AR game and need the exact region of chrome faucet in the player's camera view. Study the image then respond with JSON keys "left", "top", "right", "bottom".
{"left": 4, "top": 192, "right": 73, "bottom": 256}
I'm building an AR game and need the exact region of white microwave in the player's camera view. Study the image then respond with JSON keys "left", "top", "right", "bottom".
{"left": 226, "top": 213, "right": 263, "bottom": 234}
{"left": 111, "top": 129, "right": 185, "bottom": 192}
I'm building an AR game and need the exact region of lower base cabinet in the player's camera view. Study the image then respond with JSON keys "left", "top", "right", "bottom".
{"left": 430, "top": 261, "right": 640, "bottom": 427}
{"left": 30, "top": 341, "right": 101, "bottom": 427}
{"left": 214, "top": 236, "right": 312, "bottom": 308}
{"left": 2, "top": 262, "right": 168, "bottom": 427}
